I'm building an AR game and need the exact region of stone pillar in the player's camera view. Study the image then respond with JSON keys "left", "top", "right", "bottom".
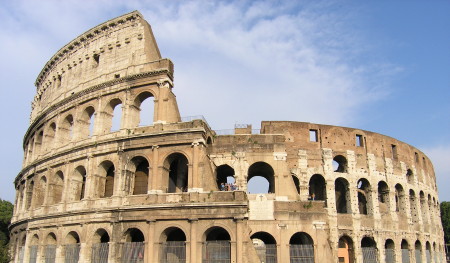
{"left": 189, "top": 142, "right": 202, "bottom": 192}
{"left": 147, "top": 220, "right": 156, "bottom": 263}
{"left": 235, "top": 218, "right": 244, "bottom": 263}
{"left": 189, "top": 219, "right": 198, "bottom": 263}
{"left": 149, "top": 145, "right": 161, "bottom": 193}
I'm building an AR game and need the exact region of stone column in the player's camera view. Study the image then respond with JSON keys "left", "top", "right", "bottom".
{"left": 235, "top": 217, "right": 244, "bottom": 263}
{"left": 149, "top": 145, "right": 161, "bottom": 193}
{"left": 189, "top": 219, "right": 198, "bottom": 263}
{"left": 189, "top": 142, "right": 202, "bottom": 192}
{"left": 146, "top": 220, "right": 156, "bottom": 263}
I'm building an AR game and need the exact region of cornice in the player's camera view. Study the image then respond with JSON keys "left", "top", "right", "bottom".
{"left": 35, "top": 10, "right": 143, "bottom": 87}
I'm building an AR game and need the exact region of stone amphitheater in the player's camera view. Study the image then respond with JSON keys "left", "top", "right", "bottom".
{"left": 9, "top": 11, "right": 446, "bottom": 263}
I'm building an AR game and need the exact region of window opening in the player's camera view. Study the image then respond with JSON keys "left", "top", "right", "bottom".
{"left": 309, "top": 129, "right": 318, "bottom": 142}
{"left": 247, "top": 162, "right": 275, "bottom": 194}
{"left": 391, "top": 144, "right": 397, "bottom": 160}
{"left": 333, "top": 155, "right": 348, "bottom": 173}
{"left": 309, "top": 174, "right": 326, "bottom": 201}
{"left": 289, "top": 232, "right": 314, "bottom": 263}
{"left": 335, "top": 178, "right": 350, "bottom": 214}
{"left": 356, "top": 134, "right": 363, "bottom": 147}
{"left": 251, "top": 232, "right": 277, "bottom": 263}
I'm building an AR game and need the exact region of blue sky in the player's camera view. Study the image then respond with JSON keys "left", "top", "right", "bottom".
{"left": 0, "top": 0, "right": 449, "bottom": 202}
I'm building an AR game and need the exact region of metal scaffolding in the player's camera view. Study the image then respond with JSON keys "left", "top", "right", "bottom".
{"left": 121, "top": 242, "right": 145, "bottom": 263}
{"left": 64, "top": 244, "right": 81, "bottom": 263}
{"left": 202, "top": 241, "right": 231, "bottom": 263}
{"left": 160, "top": 241, "right": 186, "bottom": 263}
{"left": 91, "top": 243, "right": 109, "bottom": 263}
{"left": 289, "top": 244, "right": 314, "bottom": 263}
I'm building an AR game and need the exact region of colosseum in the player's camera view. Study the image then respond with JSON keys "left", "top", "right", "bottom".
{"left": 9, "top": 11, "right": 446, "bottom": 263}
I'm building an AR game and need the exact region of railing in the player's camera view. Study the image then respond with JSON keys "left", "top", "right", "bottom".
{"left": 180, "top": 115, "right": 207, "bottom": 122}
{"left": 213, "top": 129, "right": 261, "bottom": 135}
{"left": 362, "top": 247, "right": 378, "bottom": 263}
{"left": 45, "top": 245, "right": 56, "bottom": 263}
{"left": 202, "top": 241, "right": 231, "bottom": 263}
{"left": 160, "top": 241, "right": 186, "bottom": 263}
{"left": 64, "top": 244, "right": 81, "bottom": 263}
{"left": 415, "top": 250, "right": 422, "bottom": 263}
{"left": 121, "top": 242, "right": 145, "bottom": 263}
{"left": 254, "top": 244, "right": 277, "bottom": 263}
{"left": 385, "top": 248, "right": 395, "bottom": 263}
{"left": 289, "top": 244, "right": 314, "bottom": 263}
{"left": 28, "top": 245, "right": 38, "bottom": 263}
{"left": 92, "top": 243, "right": 109, "bottom": 263}
{"left": 401, "top": 249, "right": 410, "bottom": 263}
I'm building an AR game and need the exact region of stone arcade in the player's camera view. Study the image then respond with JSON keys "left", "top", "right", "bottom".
{"left": 10, "top": 11, "right": 446, "bottom": 263}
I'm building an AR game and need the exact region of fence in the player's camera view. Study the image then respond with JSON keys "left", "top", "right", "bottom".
{"left": 254, "top": 244, "right": 277, "bottom": 263}
{"left": 121, "top": 242, "right": 145, "bottom": 263}
{"left": 64, "top": 244, "right": 81, "bottom": 263}
{"left": 289, "top": 244, "right": 314, "bottom": 263}
{"left": 385, "top": 248, "right": 395, "bottom": 263}
{"left": 92, "top": 243, "right": 109, "bottom": 263}
{"left": 415, "top": 250, "right": 422, "bottom": 263}
{"left": 45, "top": 245, "right": 56, "bottom": 263}
{"left": 202, "top": 241, "right": 231, "bottom": 263}
{"left": 28, "top": 245, "right": 38, "bottom": 263}
{"left": 160, "top": 241, "right": 186, "bottom": 263}
{"left": 361, "top": 247, "right": 378, "bottom": 263}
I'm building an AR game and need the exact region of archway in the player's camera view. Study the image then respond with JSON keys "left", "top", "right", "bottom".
{"left": 122, "top": 228, "right": 145, "bottom": 262}
{"left": 395, "top": 184, "right": 406, "bottom": 214}
{"left": 415, "top": 240, "right": 422, "bottom": 263}
{"left": 164, "top": 153, "right": 189, "bottom": 193}
{"left": 401, "top": 240, "right": 410, "bottom": 263}
{"left": 28, "top": 234, "right": 39, "bottom": 263}
{"left": 160, "top": 227, "right": 187, "bottom": 263}
{"left": 357, "top": 179, "right": 372, "bottom": 215}
{"left": 44, "top": 233, "right": 57, "bottom": 263}
{"left": 333, "top": 155, "right": 348, "bottom": 173}
{"left": 247, "top": 162, "right": 275, "bottom": 194}
{"left": 203, "top": 227, "right": 231, "bottom": 263}
{"left": 251, "top": 232, "right": 277, "bottom": 263}
{"left": 73, "top": 166, "right": 87, "bottom": 201}
{"left": 377, "top": 181, "right": 390, "bottom": 214}
{"left": 361, "top": 237, "right": 378, "bottom": 263}
{"left": 384, "top": 239, "right": 395, "bottom": 263}
{"left": 135, "top": 91, "right": 155, "bottom": 127}
{"left": 338, "top": 236, "right": 354, "bottom": 263}
{"left": 309, "top": 174, "right": 326, "bottom": 201}
{"left": 216, "top": 165, "right": 235, "bottom": 191}
{"left": 64, "top": 231, "right": 81, "bottom": 263}
{"left": 131, "top": 157, "right": 149, "bottom": 195}
{"left": 98, "top": 161, "right": 115, "bottom": 198}
{"left": 289, "top": 232, "right": 314, "bottom": 263}
{"left": 335, "top": 178, "right": 350, "bottom": 214}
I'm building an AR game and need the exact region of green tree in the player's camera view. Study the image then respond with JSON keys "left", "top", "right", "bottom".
{"left": 0, "top": 199, "right": 13, "bottom": 262}
{"left": 441, "top": 201, "right": 450, "bottom": 244}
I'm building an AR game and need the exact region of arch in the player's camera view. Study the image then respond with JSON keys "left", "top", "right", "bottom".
{"left": 72, "top": 166, "right": 87, "bottom": 201}
{"left": 377, "top": 181, "right": 390, "bottom": 214}
{"left": 134, "top": 91, "right": 155, "bottom": 127}
{"left": 384, "top": 239, "right": 395, "bottom": 263}
{"left": 361, "top": 237, "right": 378, "bottom": 263}
{"left": 122, "top": 228, "right": 145, "bottom": 263}
{"left": 406, "top": 169, "right": 414, "bottom": 184}
{"left": 28, "top": 234, "right": 39, "bottom": 263}
{"left": 98, "top": 161, "right": 115, "bottom": 198}
{"left": 247, "top": 162, "right": 275, "bottom": 194}
{"left": 44, "top": 122, "right": 56, "bottom": 149}
{"left": 425, "top": 241, "right": 432, "bottom": 263}
{"left": 36, "top": 176, "right": 47, "bottom": 207}
{"left": 91, "top": 228, "right": 110, "bottom": 263}
{"left": 44, "top": 233, "right": 57, "bottom": 263}
{"left": 130, "top": 156, "right": 149, "bottom": 195}
{"left": 357, "top": 178, "right": 372, "bottom": 215}
{"left": 415, "top": 240, "right": 422, "bottom": 263}
{"left": 216, "top": 164, "right": 235, "bottom": 190}
{"left": 289, "top": 232, "right": 314, "bottom": 263}
{"left": 250, "top": 232, "right": 277, "bottom": 263}
{"left": 401, "top": 239, "right": 410, "bottom": 262}
{"left": 420, "top": 191, "right": 428, "bottom": 225}
{"left": 395, "top": 184, "right": 407, "bottom": 214}
{"left": 25, "top": 180, "right": 34, "bottom": 209}
{"left": 163, "top": 153, "right": 189, "bottom": 193}
{"left": 34, "top": 131, "right": 43, "bottom": 158}
{"left": 292, "top": 175, "right": 300, "bottom": 195}
{"left": 109, "top": 98, "right": 123, "bottom": 132}
{"left": 202, "top": 227, "right": 231, "bottom": 263}
{"left": 409, "top": 189, "right": 419, "bottom": 223}
{"left": 80, "top": 106, "right": 96, "bottom": 138}
{"left": 52, "top": 171, "right": 64, "bottom": 204}
{"left": 64, "top": 231, "right": 80, "bottom": 263}
{"left": 59, "top": 114, "right": 74, "bottom": 143}
{"left": 333, "top": 155, "right": 348, "bottom": 173}
{"left": 335, "top": 178, "right": 350, "bottom": 214}
{"left": 160, "top": 227, "right": 187, "bottom": 263}
{"left": 338, "top": 235, "right": 354, "bottom": 263}
{"left": 309, "top": 174, "right": 326, "bottom": 201}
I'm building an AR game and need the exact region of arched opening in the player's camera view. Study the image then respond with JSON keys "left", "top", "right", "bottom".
{"left": 64, "top": 231, "right": 80, "bottom": 263}
{"left": 432, "top": 242, "right": 437, "bottom": 263}
{"left": 135, "top": 91, "right": 155, "bottom": 127}
{"left": 333, "top": 155, "right": 348, "bottom": 173}
{"left": 44, "top": 233, "right": 57, "bottom": 263}
{"left": 406, "top": 169, "right": 414, "bottom": 184}
{"left": 164, "top": 153, "right": 189, "bottom": 193}
{"left": 36, "top": 176, "right": 47, "bottom": 207}
{"left": 52, "top": 171, "right": 64, "bottom": 204}
{"left": 289, "top": 232, "right": 314, "bottom": 263}
{"left": 80, "top": 106, "right": 95, "bottom": 138}
{"left": 338, "top": 236, "right": 354, "bottom": 263}
{"left": 25, "top": 180, "right": 34, "bottom": 209}
{"left": 384, "top": 239, "right": 395, "bottom": 263}
{"left": 216, "top": 165, "right": 235, "bottom": 191}
{"left": 26, "top": 137, "right": 34, "bottom": 163}
{"left": 361, "top": 237, "right": 378, "bottom": 263}
{"left": 410, "top": 190, "right": 419, "bottom": 223}
{"left": 28, "top": 234, "right": 39, "bottom": 263}
{"left": 427, "top": 195, "right": 434, "bottom": 226}
{"left": 99, "top": 161, "right": 115, "bottom": 198}
{"left": 335, "top": 178, "right": 350, "bottom": 214}
{"left": 309, "top": 174, "right": 326, "bottom": 201}
{"left": 18, "top": 235, "right": 26, "bottom": 263}
{"left": 377, "top": 181, "right": 390, "bottom": 214}
{"left": 108, "top": 98, "right": 122, "bottom": 132}
{"left": 203, "top": 227, "right": 231, "bottom": 263}
{"left": 415, "top": 241, "right": 422, "bottom": 263}
{"left": 160, "top": 227, "right": 187, "bottom": 263}
{"left": 35, "top": 131, "right": 43, "bottom": 158}
{"left": 247, "top": 162, "right": 275, "bottom": 194}
{"left": 122, "top": 228, "right": 145, "bottom": 263}
{"left": 357, "top": 179, "right": 372, "bottom": 215}
{"left": 44, "top": 122, "right": 56, "bottom": 149}
{"left": 292, "top": 175, "right": 300, "bottom": 195}
{"left": 401, "top": 240, "right": 410, "bottom": 263}
{"left": 72, "top": 166, "right": 87, "bottom": 201}
{"left": 131, "top": 157, "right": 149, "bottom": 195}
{"left": 91, "top": 229, "right": 110, "bottom": 263}
{"left": 395, "top": 184, "right": 406, "bottom": 214}
{"left": 425, "top": 242, "right": 432, "bottom": 263}
{"left": 60, "top": 114, "right": 74, "bottom": 143}
{"left": 250, "top": 232, "right": 277, "bottom": 263}
{"left": 420, "top": 191, "right": 428, "bottom": 226}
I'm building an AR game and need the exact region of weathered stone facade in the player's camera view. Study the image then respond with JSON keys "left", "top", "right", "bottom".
{"left": 10, "top": 11, "right": 445, "bottom": 263}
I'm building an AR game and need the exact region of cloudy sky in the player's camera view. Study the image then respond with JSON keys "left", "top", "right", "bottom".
{"left": 0, "top": 0, "right": 449, "bottom": 202}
